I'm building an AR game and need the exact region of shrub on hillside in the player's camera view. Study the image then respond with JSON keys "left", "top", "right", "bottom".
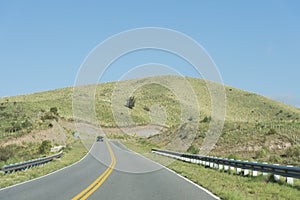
{"left": 201, "top": 116, "right": 211, "bottom": 123}
{"left": 228, "top": 154, "right": 239, "bottom": 160}
{"left": 255, "top": 147, "right": 269, "bottom": 159}
{"left": 267, "top": 128, "right": 277, "bottom": 135}
{"left": 187, "top": 145, "right": 199, "bottom": 154}
{"left": 39, "top": 140, "right": 52, "bottom": 154}
{"left": 21, "top": 119, "right": 32, "bottom": 129}
{"left": 50, "top": 107, "right": 58, "bottom": 115}
{"left": 40, "top": 107, "right": 59, "bottom": 121}
{"left": 286, "top": 146, "right": 300, "bottom": 157}
{"left": 143, "top": 106, "right": 150, "bottom": 112}
{"left": 11, "top": 122, "right": 22, "bottom": 132}
{"left": 269, "top": 154, "right": 281, "bottom": 163}
{"left": 0, "top": 146, "right": 13, "bottom": 162}
{"left": 41, "top": 112, "right": 58, "bottom": 121}
{"left": 125, "top": 96, "right": 136, "bottom": 109}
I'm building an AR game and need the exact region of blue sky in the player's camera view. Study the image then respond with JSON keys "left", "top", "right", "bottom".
{"left": 0, "top": 0, "right": 299, "bottom": 107}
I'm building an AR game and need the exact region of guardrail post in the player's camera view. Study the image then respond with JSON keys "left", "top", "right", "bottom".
{"left": 273, "top": 164, "right": 280, "bottom": 182}
{"left": 224, "top": 164, "right": 229, "bottom": 172}
{"left": 201, "top": 160, "right": 205, "bottom": 166}
{"left": 193, "top": 158, "right": 197, "bottom": 163}
{"left": 244, "top": 161, "right": 249, "bottom": 176}
{"left": 286, "top": 176, "right": 293, "bottom": 185}
{"left": 236, "top": 160, "right": 242, "bottom": 174}
{"left": 209, "top": 161, "right": 214, "bottom": 168}
{"left": 243, "top": 170, "right": 248, "bottom": 176}
{"left": 252, "top": 162, "right": 258, "bottom": 177}
{"left": 262, "top": 162, "right": 268, "bottom": 176}
{"left": 230, "top": 159, "right": 235, "bottom": 172}
{"left": 219, "top": 163, "right": 223, "bottom": 171}
{"left": 286, "top": 165, "right": 293, "bottom": 185}
{"left": 213, "top": 158, "right": 218, "bottom": 169}
{"left": 214, "top": 163, "right": 218, "bottom": 169}
{"left": 205, "top": 160, "right": 210, "bottom": 167}
{"left": 186, "top": 157, "right": 189, "bottom": 162}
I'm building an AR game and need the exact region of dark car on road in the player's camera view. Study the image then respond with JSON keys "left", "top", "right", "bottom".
{"left": 97, "top": 136, "right": 104, "bottom": 142}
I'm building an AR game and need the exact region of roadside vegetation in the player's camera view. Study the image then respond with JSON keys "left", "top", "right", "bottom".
{"left": 119, "top": 136, "right": 300, "bottom": 200}
{"left": 0, "top": 75, "right": 299, "bottom": 190}
{"left": 0, "top": 134, "right": 87, "bottom": 189}
{"left": 1, "top": 76, "right": 299, "bottom": 166}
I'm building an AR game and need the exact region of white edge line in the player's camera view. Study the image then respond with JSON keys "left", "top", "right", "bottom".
{"left": 114, "top": 141, "right": 220, "bottom": 200}
{"left": 153, "top": 158, "right": 221, "bottom": 200}
{"left": 0, "top": 142, "right": 95, "bottom": 192}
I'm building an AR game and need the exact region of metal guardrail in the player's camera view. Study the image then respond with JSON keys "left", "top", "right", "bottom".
{"left": 152, "top": 148, "right": 300, "bottom": 179}
{"left": 0, "top": 151, "right": 63, "bottom": 173}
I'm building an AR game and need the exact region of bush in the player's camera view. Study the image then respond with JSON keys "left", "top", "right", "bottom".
{"left": 126, "top": 96, "right": 136, "bottom": 109}
{"left": 50, "top": 107, "right": 58, "bottom": 115}
{"left": 228, "top": 154, "right": 239, "bottom": 160}
{"left": 39, "top": 140, "right": 52, "bottom": 154}
{"left": 269, "top": 155, "right": 281, "bottom": 163}
{"left": 187, "top": 145, "right": 199, "bottom": 154}
{"left": 0, "top": 147, "right": 13, "bottom": 162}
{"left": 22, "top": 119, "right": 32, "bottom": 129}
{"left": 143, "top": 106, "right": 150, "bottom": 112}
{"left": 201, "top": 116, "right": 211, "bottom": 123}
{"left": 255, "top": 147, "right": 269, "bottom": 159}
{"left": 267, "top": 128, "right": 277, "bottom": 135}
{"left": 11, "top": 122, "right": 22, "bottom": 132}
{"left": 286, "top": 146, "right": 300, "bottom": 157}
{"left": 41, "top": 112, "right": 58, "bottom": 121}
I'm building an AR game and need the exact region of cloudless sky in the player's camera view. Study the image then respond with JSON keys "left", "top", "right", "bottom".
{"left": 0, "top": 0, "right": 299, "bottom": 107}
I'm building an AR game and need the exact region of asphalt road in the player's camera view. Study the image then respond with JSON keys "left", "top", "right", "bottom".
{"left": 0, "top": 140, "right": 218, "bottom": 200}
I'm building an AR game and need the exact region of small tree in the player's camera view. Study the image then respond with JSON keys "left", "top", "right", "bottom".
{"left": 126, "top": 96, "right": 136, "bottom": 109}
{"left": 201, "top": 116, "right": 211, "bottom": 123}
{"left": 143, "top": 106, "right": 150, "bottom": 112}
{"left": 22, "top": 119, "right": 32, "bottom": 129}
{"left": 50, "top": 107, "right": 58, "bottom": 115}
{"left": 11, "top": 122, "right": 22, "bottom": 132}
{"left": 187, "top": 145, "right": 199, "bottom": 154}
{"left": 267, "top": 128, "right": 277, "bottom": 135}
{"left": 39, "top": 140, "right": 52, "bottom": 154}
{"left": 0, "top": 147, "right": 13, "bottom": 162}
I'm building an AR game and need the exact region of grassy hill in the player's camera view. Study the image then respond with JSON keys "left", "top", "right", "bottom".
{"left": 1, "top": 76, "right": 300, "bottom": 165}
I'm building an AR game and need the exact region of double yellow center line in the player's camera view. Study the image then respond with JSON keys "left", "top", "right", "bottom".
{"left": 72, "top": 140, "right": 116, "bottom": 200}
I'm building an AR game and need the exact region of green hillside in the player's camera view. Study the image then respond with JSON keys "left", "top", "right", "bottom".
{"left": 1, "top": 76, "right": 300, "bottom": 165}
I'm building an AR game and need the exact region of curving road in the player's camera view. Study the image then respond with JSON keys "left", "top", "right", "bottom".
{"left": 0, "top": 140, "right": 219, "bottom": 200}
